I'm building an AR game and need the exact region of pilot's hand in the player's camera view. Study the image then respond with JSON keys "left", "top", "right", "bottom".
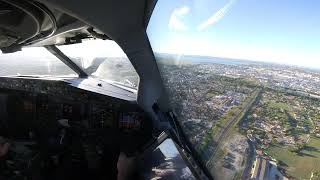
{"left": 0, "top": 137, "right": 9, "bottom": 157}
{"left": 117, "top": 152, "right": 136, "bottom": 180}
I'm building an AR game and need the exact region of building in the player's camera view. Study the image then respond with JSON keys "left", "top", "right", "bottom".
{"left": 250, "top": 156, "right": 288, "bottom": 180}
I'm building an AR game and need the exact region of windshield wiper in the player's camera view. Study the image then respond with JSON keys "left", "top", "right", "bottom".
{"left": 153, "top": 103, "right": 213, "bottom": 180}
{"left": 167, "top": 111, "right": 213, "bottom": 180}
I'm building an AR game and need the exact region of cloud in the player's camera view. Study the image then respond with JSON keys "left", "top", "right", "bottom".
{"left": 197, "top": 0, "right": 236, "bottom": 31}
{"left": 169, "top": 6, "right": 190, "bottom": 31}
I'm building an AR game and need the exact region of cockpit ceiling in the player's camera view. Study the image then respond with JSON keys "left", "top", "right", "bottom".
{"left": 0, "top": 0, "right": 85, "bottom": 52}
{"left": 0, "top": 0, "right": 153, "bottom": 53}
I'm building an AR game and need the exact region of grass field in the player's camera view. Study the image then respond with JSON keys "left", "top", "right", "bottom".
{"left": 266, "top": 136, "right": 320, "bottom": 179}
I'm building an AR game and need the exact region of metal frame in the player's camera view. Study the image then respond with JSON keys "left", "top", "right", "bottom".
{"left": 167, "top": 113, "right": 213, "bottom": 180}
{"left": 45, "top": 45, "right": 88, "bottom": 78}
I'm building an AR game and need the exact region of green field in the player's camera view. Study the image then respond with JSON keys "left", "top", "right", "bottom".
{"left": 266, "top": 136, "right": 320, "bottom": 179}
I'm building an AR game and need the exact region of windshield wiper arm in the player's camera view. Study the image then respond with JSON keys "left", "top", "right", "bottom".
{"left": 45, "top": 45, "right": 88, "bottom": 78}
{"left": 152, "top": 103, "right": 213, "bottom": 180}
{"left": 167, "top": 111, "right": 213, "bottom": 180}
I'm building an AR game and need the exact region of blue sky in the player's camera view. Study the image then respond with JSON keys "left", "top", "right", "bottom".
{"left": 147, "top": 0, "right": 320, "bottom": 68}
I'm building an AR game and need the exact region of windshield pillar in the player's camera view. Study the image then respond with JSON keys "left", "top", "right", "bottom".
{"left": 45, "top": 45, "right": 88, "bottom": 78}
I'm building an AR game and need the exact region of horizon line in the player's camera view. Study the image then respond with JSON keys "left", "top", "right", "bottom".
{"left": 154, "top": 52, "right": 320, "bottom": 71}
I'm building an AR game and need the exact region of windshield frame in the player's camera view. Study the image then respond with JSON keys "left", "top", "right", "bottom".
{"left": 55, "top": 39, "right": 141, "bottom": 90}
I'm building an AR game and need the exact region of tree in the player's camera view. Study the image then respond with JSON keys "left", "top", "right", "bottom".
{"left": 314, "top": 171, "right": 320, "bottom": 179}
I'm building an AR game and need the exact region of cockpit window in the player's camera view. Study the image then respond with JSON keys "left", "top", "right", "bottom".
{"left": 0, "top": 47, "right": 76, "bottom": 77}
{"left": 57, "top": 39, "right": 139, "bottom": 89}
{"left": 147, "top": 0, "right": 320, "bottom": 179}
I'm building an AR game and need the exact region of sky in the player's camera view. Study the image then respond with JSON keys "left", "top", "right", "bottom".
{"left": 146, "top": 0, "right": 320, "bottom": 69}
{"left": 1, "top": 0, "right": 319, "bottom": 69}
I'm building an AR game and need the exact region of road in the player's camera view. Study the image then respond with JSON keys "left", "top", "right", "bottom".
{"left": 241, "top": 139, "right": 256, "bottom": 180}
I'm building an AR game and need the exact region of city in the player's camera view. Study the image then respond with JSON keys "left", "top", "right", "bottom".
{"left": 157, "top": 56, "right": 320, "bottom": 180}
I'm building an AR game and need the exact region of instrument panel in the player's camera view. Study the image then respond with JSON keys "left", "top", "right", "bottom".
{"left": 0, "top": 91, "right": 147, "bottom": 138}
{"left": 0, "top": 76, "right": 150, "bottom": 139}
{"left": 0, "top": 77, "right": 153, "bottom": 180}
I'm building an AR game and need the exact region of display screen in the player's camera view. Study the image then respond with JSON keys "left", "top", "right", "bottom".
{"left": 119, "top": 112, "right": 143, "bottom": 130}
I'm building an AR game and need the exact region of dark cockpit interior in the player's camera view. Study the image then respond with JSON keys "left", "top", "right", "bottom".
{"left": 0, "top": 77, "right": 154, "bottom": 179}
{"left": 0, "top": 0, "right": 210, "bottom": 179}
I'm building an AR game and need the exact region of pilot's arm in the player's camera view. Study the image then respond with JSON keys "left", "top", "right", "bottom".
{"left": 0, "top": 136, "right": 10, "bottom": 175}
{"left": 0, "top": 137, "right": 9, "bottom": 158}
